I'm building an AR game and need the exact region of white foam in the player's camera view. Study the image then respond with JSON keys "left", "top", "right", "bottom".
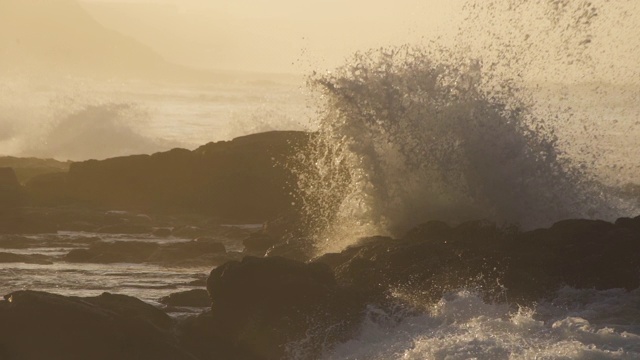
{"left": 323, "top": 288, "right": 640, "bottom": 360}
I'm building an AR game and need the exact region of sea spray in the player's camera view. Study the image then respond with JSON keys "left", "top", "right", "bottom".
{"left": 293, "top": 0, "right": 640, "bottom": 255}
{"left": 323, "top": 288, "right": 640, "bottom": 360}
{"left": 457, "top": 0, "right": 640, "bottom": 186}
{"left": 294, "top": 46, "right": 616, "bottom": 255}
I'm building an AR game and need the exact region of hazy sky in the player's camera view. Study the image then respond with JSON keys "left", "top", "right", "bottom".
{"left": 79, "top": 0, "right": 462, "bottom": 73}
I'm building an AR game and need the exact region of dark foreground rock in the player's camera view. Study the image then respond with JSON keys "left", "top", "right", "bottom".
{"left": 3, "top": 216, "right": 640, "bottom": 360}
{"left": 203, "top": 256, "right": 364, "bottom": 359}
{"left": 0, "top": 291, "right": 196, "bottom": 360}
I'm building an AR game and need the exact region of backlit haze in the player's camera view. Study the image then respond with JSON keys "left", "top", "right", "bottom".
{"left": 79, "top": 0, "right": 460, "bottom": 73}
{"left": 1, "top": 0, "right": 639, "bottom": 162}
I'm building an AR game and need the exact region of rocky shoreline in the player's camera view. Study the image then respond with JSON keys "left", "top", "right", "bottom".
{"left": 1, "top": 214, "right": 640, "bottom": 359}
{"left": 1, "top": 131, "right": 640, "bottom": 359}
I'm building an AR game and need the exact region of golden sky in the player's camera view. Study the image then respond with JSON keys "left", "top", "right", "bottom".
{"left": 79, "top": 0, "right": 462, "bottom": 73}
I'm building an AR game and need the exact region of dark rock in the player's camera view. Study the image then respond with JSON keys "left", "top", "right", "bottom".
{"left": 0, "top": 167, "right": 22, "bottom": 209}
{"left": 403, "top": 220, "right": 452, "bottom": 241}
{"left": 64, "top": 131, "right": 310, "bottom": 222}
{"left": 242, "top": 232, "right": 280, "bottom": 256}
{"left": 315, "top": 217, "right": 640, "bottom": 305}
{"left": 85, "top": 292, "right": 176, "bottom": 330}
{"left": 206, "top": 256, "right": 364, "bottom": 359}
{"left": 25, "top": 172, "right": 70, "bottom": 206}
{"left": 153, "top": 228, "right": 173, "bottom": 237}
{"left": 176, "top": 311, "right": 258, "bottom": 360}
{"left": 0, "top": 290, "right": 195, "bottom": 360}
{"left": 265, "top": 240, "right": 311, "bottom": 262}
{"left": 159, "top": 289, "right": 211, "bottom": 307}
{"left": 615, "top": 215, "right": 640, "bottom": 232}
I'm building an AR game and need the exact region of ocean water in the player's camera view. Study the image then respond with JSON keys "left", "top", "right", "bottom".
{"left": 286, "top": 2, "right": 640, "bottom": 358}
{"left": 0, "top": 76, "right": 310, "bottom": 161}
{"left": 322, "top": 288, "right": 640, "bottom": 359}
{"left": 0, "top": 230, "right": 249, "bottom": 305}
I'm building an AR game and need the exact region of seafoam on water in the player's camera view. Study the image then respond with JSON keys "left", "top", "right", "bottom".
{"left": 324, "top": 288, "right": 640, "bottom": 360}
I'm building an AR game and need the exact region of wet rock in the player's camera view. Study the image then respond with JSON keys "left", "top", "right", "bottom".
{"left": 159, "top": 289, "right": 211, "bottom": 307}
{"left": 614, "top": 215, "right": 640, "bottom": 232}
{"left": 242, "top": 232, "right": 280, "bottom": 256}
{"left": 315, "top": 217, "right": 640, "bottom": 304}
{"left": 0, "top": 291, "right": 195, "bottom": 360}
{"left": 265, "top": 240, "right": 311, "bottom": 262}
{"left": 206, "top": 256, "right": 363, "bottom": 359}
{"left": 176, "top": 311, "right": 256, "bottom": 360}
{"left": 403, "top": 220, "right": 452, "bottom": 242}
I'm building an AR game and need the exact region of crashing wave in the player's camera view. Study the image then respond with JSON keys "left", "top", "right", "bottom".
{"left": 293, "top": 46, "right": 635, "bottom": 254}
